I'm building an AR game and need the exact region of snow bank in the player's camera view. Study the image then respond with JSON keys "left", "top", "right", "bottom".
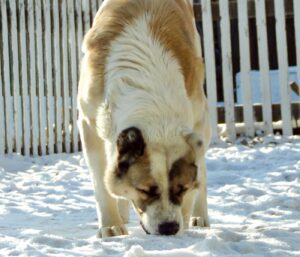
{"left": 1, "top": 137, "right": 300, "bottom": 256}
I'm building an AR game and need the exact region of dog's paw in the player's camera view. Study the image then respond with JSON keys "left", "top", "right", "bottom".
{"left": 97, "top": 225, "right": 128, "bottom": 238}
{"left": 190, "top": 216, "right": 210, "bottom": 228}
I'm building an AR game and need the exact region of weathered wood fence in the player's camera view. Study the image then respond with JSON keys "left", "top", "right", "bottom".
{"left": 0, "top": 0, "right": 299, "bottom": 156}
{"left": 0, "top": 0, "right": 102, "bottom": 155}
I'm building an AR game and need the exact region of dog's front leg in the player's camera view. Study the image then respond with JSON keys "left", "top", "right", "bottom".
{"left": 191, "top": 157, "right": 209, "bottom": 227}
{"left": 118, "top": 199, "right": 130, "bottom": 224}
{"left": 181, "top": 190, "right": 197, "bottom": 229}
{"left": 78, "top": 119, "right": 128, "bottom": 238}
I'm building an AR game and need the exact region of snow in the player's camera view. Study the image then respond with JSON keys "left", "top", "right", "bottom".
{"left": 1, "top": 137, "right": 300, "bottom": 257}
{"left": 235, "top": 66, "right": 300, "bottom": 104}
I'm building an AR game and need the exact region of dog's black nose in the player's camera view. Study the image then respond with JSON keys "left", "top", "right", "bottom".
{"left": 158, "top": 222, "right": 179, "bottom": 235}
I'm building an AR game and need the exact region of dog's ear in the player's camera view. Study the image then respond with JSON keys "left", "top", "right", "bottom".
{"left": 116, "top": 127, "right": 145, "bottom": 177}
{"left": 182, "top": 129, "right": 204, "bottom": 159}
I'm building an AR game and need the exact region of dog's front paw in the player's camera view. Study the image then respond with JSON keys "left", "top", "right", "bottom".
{"left": 190, "top": 216, "right": 209, "bottom": 228}
{"left": 97, "top": 225, "right": 128, "bottom": 238}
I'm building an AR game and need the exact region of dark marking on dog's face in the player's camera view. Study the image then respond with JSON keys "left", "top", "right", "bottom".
{"left": 116, "top": 127, "right": 145, "bottom": 177}
{"left": 169, "top": 154, "right": 198, "bottom": 205}
{"left": 108, "top": 128, "right": 160, "bottom": 213}
{"left": 133, "top": 184, "right": 161, "bottom": 212}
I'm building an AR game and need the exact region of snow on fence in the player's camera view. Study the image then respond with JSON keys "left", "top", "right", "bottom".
{"left": 0, "top": 0, "right": 299, "bottom": 156}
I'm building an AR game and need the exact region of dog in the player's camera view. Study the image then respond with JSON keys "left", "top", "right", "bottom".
{"left": 77, "top": 0, "right": 211, "bottom": 237}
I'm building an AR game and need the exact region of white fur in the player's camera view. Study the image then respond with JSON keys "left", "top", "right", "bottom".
{"left": 95, "top": 14, "right": 199, "bottom": 235}
{"left": 96, "top": 14, "right": 194, "bottom": 146}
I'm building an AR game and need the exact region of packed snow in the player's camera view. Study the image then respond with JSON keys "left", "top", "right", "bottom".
{"left": 1, "top": 136, "right": 300, "bottom": 257}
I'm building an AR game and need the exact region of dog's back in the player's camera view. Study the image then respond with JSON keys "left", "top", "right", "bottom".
{"left": 78, "top": 0, "right": 206, "bottom": 144}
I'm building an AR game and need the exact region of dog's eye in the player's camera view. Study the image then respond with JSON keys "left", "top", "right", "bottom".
{"left": 137, "top": 186, "right": 160, "bottom": 198}
{"left": 191, "top": 163, "right": 198, "bottom": 169}
{"left": 176, "top": 185, "right": 188, "bottom": 196}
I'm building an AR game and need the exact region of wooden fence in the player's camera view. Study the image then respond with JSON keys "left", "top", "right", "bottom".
{"left": 0, "top": 0, "right": 299, "bottom": 156}
{"left": 0, "top": 0, "right": 102, "bottom": 155}
{"left": 195, "top": 0, "right": 300, "bottom": 142}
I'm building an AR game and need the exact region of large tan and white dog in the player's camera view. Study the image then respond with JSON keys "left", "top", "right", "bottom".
{"left": 77, "top": 0, "right": 211, "bottom": 237}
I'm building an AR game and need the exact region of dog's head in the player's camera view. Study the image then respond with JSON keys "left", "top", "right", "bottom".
{"left": 105, "top": 126, "right": 203, "bottom": 235}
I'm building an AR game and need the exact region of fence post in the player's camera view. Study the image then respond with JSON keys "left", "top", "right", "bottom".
{"left": 36, "top": 0, "right": 47, "bottom": 155}
{"left": 68, "top": 0, "right": 79, "bottom": 152}
{"left": 294, "top": 0, "right": 300, "bottom": 107}
{"left": 43, "top": 0, "right": 55, "bottom": 154}
{"left": 0, "top": 45, "right": 4, "bottom": 154}
{"left": 237, "top": 0, "right": 255, "bottom": 137}
{"left": 219, "top": 0, "right": 236, "bottom": 141}
{"left": 201, "top": 0, "right": 219, "bottom": 142}
{"left": 0, "top": 94, "right": 4, "bottom": 155}
{"left": 76, "top": 0, "right": 84, "bottom": 61}
{"left": 28, "top": 0, "right": 39, "bottom": 156}
{"left": 53, "top": 0, "right": 63, "bottom": 154}
{"left": 91, "top": 0, "right": 98, "bottom": 22}
{"left": 62, "top": 0, "right": 71, "bottom": 153}
{"left": 19, "top": 0, "right": 31, "bottom": 156}
{"left": 274, "top": 0, "right": 292, "bottom": 136}
{"left": 11, "top": 0, "right": 23, "bottom": 154}
{"left": 83, "top": 0, "right": 91, "bottom": 35}
{"left": 1, "top": 0, "right": 14, "bottom": 154}
{"left": 255, "top": 0, "right": 273, "bottom": 135}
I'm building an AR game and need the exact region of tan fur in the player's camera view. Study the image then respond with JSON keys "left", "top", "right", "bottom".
{"left": 169, "top": 152, "right": 199, "bottom": 205}
{"left": 79, "top": 0, "right": 205, "bottom": 119}
{"left": 79, "top": 0, "right": 143, "bottom": 118}
{"left": 149, "top": 0, "right": 204, "bottom": 95}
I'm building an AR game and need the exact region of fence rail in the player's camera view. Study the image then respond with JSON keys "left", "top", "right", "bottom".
{"left": 0, "top": 0, "right": 299, "bottom": 156}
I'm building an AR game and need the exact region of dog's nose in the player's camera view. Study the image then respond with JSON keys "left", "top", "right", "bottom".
{"left": 158, "top": 222, "right": 179, "bottom": 235}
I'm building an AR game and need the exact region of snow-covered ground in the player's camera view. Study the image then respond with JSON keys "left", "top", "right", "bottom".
{"left": 1, "top": 137, "right": 300, "bottom": 257}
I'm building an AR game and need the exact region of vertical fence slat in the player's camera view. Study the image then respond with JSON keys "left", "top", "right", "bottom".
{"left": 91, "top": 0, "right": 98, "bottom": 22}
{"left": 201, "top": 0, "right": 218, "bottom": 141}
{"left": 76, "top": 0, "right": 83, "bottom": 55}
{"left": 255, "top": 0, "right": 273, "bottom": 135}
{"left": 2, "top": 0, "right": 14, "bottom": 154}
{"left": 68, "top": 0, "right": 79, "bottom": 152}
{"left": 237, "top": 0, "right": 255, "bottom": 137}
{"left": 76, "top": 0, "right": 84, "bottom": 68}
{"left": 0, "top": 28, "right": 4, "bottom": 154}
{"left": 294, "top": 0, "right": 300, "bottom": 99}
{"left": 36, "top": 0, "right": 47, "bottom": 155}
{"left": 10, "top": 0, "right": 23, "bottom": 153}
{"left": 28, "top": 0, "right": 39, "bottom": 156}
{"left": 219, "top": 0, "right": 236, "bottom": 141}
{"left": 53, "top": 0, "right": 63, "bottom": 154}
{"left": 76, "top": 0, "right": 84, "bottom": 151}
{"left": 19, "top": 0, "right": 31, "bottom": 156}
{"left": 62, "top": 0, "right": 71, "bottom": 153}
{"left": 274, "top": 0, "right": 292, "bottom": 136}
{"left": 43, "top": 0, "right": 54, "bottom": 154}
{"left": 0, "top": 1, "right": 4, "bottom": 154}
{"left": 0, "top": 94, "right": 4, "bottom": 155}
{"left": 83, "top": 0, "right": 91, "bottom": 34}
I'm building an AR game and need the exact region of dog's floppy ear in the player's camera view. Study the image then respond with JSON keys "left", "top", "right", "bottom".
{"left": 182, "top": 129, "right": 204, "bottom": 159}
{"left": 116, "top": 127, "right": 145, "bottom": 177}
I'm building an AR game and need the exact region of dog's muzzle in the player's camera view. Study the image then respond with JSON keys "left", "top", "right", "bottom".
{"left": 158, "top": 222, "right": 179, "bottom": 235}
